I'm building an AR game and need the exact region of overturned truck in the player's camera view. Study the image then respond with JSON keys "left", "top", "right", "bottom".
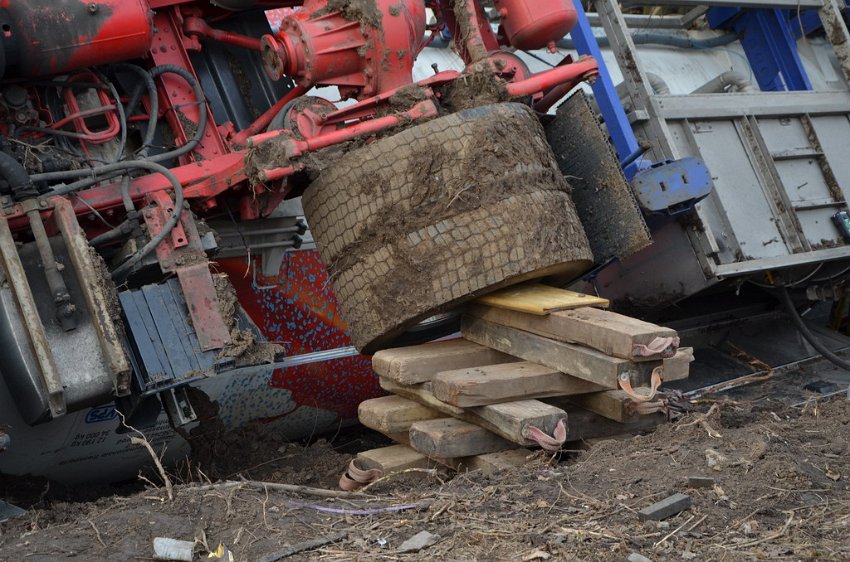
{"left": 1, "top": 0, "right": 849, "bottom": 482}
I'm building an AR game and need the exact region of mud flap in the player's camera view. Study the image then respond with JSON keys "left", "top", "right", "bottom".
{"left": 545, "top": 91, "right": 652, "bottom": 262}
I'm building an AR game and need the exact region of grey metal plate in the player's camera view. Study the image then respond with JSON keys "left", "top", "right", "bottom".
{"left": 119, "top": 280, "right": 220, "bottom": 394}
{"left": 545, "top": 91, "right": 652, "bottom": 262}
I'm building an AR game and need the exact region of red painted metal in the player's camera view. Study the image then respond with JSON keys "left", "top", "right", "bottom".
{"left": 505, "top": 58, "right": 599, "bottom": 97}
{"left": 60, "top": 73, "right": 121, "bottom": 144}
{"left": 4, "top": 0, "right": 153, "bottom": 77}
{"left": 148, "top": 10, "right": 229, "bottom": 163}
{"left": 232, "top": 86, "right": 308, "bottom": 146}
{"left": 261, "top": 0, "right": 426, "bottom": 99}
{"left": 183, "top": 16, "right": 263, "bottom": 51}
{"left": 495, "top": 0, "right": 578, "bottom": 51}
{"left": 217, "top": 253, "right": 379, "bottom": 420}
{"left": 176, "top": 263, "right": 232, "bottom": 351}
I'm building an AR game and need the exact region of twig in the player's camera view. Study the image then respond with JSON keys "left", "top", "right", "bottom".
{"left": 359, "top": 468, "right": 441, "bottom": 492}
{"left": 257, "top": 532, "right": 347, "bottom": 562}
{"left": 188, "top": 480, "right": 364, "bottom": 499}
{"left": 654, "top": 515, "right": 695, "bottom": 549}
{"left": 677, "top": 404, "right": 723, "bottom": 438}
{"left": 729, "top": 512, "right": 795, "bottom": 549}
{"left": 119, "top": 412, "right": 173, "bottom": 501}
{"left": 86, "top": 519, "right": 106, "bottom": 549}
{"left": 559, "top": 527, "right": 621, "bottom": 541}
{"left": 686, "top": 514, "right": 708, "bottom": 532}
{"left": 287, "top": 500, "right": 431, "bottom": 516}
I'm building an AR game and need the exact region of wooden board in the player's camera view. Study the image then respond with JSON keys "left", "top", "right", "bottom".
{"left": 445, "top": 449, "right": 533, "bottom": 474}
{"left": 356, "top": 444, "right": 434, "bottom": 473}
{"left": 380, "top": 377, "right": 567, "bottom": 447}
{"left": 358, "top": 395, "right": 441, "bottom": 434}
{"left": 432, "top": 361, "right": 605, "bottom": 407}
{"left": 467, "top": 303, "right": 677, "bottom": 361}
{"left": 545, "top": 399, "right": 666, "bottom": 441}
{"left": 372, "top": 340, "right": 517, "bottom": 385}
{"left": 475, "top": 283, "right": 609, "bottom": 315}
{"left": 462, "top": 316, "right": 661, "bottom": 388}
{"left": 568, "top": 390, "right": 638, "bottom": 423}
{"left": 385, "top": 431, "right": 411, "bottom": 446}
{"left": 409, "top": 418, "right": 517, "bottom": 458}
{"left": 663, "top": 348, "right": 693, "bottom": 382}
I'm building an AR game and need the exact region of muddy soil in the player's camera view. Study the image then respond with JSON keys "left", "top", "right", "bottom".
{"left": 442, "top": 70, "right": 512, "bottom": 112}
{"left": 315, "top": 0, "right": 383, "bottom": 30}
{"left": 2, "top": 397, "right": 849, "bottom": 561}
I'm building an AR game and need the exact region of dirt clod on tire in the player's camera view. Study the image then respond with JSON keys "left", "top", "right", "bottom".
{"left": 303, "top": 103, "right": 593, "bottom": 353}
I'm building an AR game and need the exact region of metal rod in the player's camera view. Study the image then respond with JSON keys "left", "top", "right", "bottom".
{"left": 26, "top": 208, "right": 77, "bottom": 331}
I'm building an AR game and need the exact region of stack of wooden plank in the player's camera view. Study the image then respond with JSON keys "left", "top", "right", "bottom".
{"left": 352, "top": 284, "right": 693, "bottom": 480}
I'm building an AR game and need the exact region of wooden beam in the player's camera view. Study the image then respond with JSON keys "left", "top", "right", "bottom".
{"left": 380, "top": 377, "right": 567, "bottom": 446}
{"left": 462, "top": 316, "right": 660, "bottom": 388}
{"left": 568, "top": 390, "right": 638, "bottom": 423}
{"left": 475, "top": 283, "right": 608, "bottom": 315}
{"left": 372, "top": 340, "right": 517, "bottom": 385}
{"left": 546, "top": 400, "right": 666, "bottom": 441}
{"left": 663, "top": 348, "right": 693, "bottom": 382}
{"left": 409, "top": 418, "right": 517, "bottom": 458}
{"left": 358, "top": 395, "right": 441, "bottom": 434}
{"left": 445, "top": 449, "right": 533, "bottom": 474}
{"left": 432, "top": 361, "right": 605, "bottom": 407}
{"left": 385, "top": 431, "right": 411, "bottom": 446}
{"left": 356, "top": 445, "right": 435, "bottom": 473}
{"left": 467, "top": 303, "right": 677, "bottom": 361}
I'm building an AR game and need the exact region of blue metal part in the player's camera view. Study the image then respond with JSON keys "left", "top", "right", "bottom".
{"left": 119, "top": 279, "right": 240, "bottom": 396}
{"left": 569, "top": 1, "right": 645, "bottom": 178}
{"left": 631, "top": 157, "right": 714, "bottom": 215}
{"left": 791, "top": 11, "right": 825, "bottom": 38}
{"left": 707, "top": 8, "right": 812, "bottom": 91}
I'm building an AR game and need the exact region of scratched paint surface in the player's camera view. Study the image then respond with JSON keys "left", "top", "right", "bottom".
{"left": 218, "top": 251, "right": 381, "bottom": 423}
{"left": 266, "top": 8, "right": 301, "bottom": 32}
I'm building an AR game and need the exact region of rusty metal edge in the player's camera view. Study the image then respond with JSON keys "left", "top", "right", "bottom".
{"left": 52, "top": 197, "right": 132, "bottom": 397}
{"left": 0, "top": 216, "right": 66, "bottom": 417}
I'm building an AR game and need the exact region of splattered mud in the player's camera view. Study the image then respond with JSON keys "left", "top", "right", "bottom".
{"left": 2, "top": 395, "right": 849, "bottom": 561}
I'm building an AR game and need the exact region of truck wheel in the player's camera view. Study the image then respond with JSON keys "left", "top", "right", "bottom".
{"left": 303, "top": 103, "right": 593, "bottom": 353}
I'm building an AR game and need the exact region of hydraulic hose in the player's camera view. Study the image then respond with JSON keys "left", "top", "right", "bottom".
{"left": 32, "top": 160, "right": 184, "bottom": 280}
{"left": 778, "top": 285, "right": 850, "bottom": 371}
{"left": 427, "top": 32, "right": 738, "bottom": 51}
{"left": 556, "top": 32, "right": 739, "bottom": 51}
{"left": 0, "top": 150, "right": 33, "bottom": 196}
{"left": 111, "top": 63, "right": 159, "bottom": 158}
{"left": 98, "top": 70, "right": 128, "bottom": 164}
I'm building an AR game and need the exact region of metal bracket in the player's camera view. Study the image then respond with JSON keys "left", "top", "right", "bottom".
{"left": 0, "top": 217, "right": 65, "bottom": 418}
{"left": 707, "top": 8, "right": 812, "bottom": 91}
{"left": 631, "top": 157, "right": 714, "bottom": 215}
{"left": 161, "top": 386, "right": 198, "bottom": 427}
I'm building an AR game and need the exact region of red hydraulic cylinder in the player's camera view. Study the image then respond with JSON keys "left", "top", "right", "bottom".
{"left": 494, "top": 0, "right": 577, "bottom": 51}
{"left": 3, "top": 0, "right": 153, "bottom": 78}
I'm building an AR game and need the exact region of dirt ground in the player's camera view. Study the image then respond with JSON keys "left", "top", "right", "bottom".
{"left": 2, "top": 395, "right": 849, "bottom": 561}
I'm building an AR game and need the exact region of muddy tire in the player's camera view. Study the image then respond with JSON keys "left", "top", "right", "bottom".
{"left": 303, "top": 103, "right": 593, "bottom": 353}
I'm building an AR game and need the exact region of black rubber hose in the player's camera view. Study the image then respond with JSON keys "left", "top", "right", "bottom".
{"left": 31, "top": 160, "right": 184, "bottom": 280}
{"left": 778, "top": 285, "right": 850, "bottom": 371}
{"left": 0, "top": 150, "right": 33, "bottom": 196}
{"left": 426, "top": 32, "right": 739, "bottom": 51}
{"left": 111, "top": 63, "right": 159, "bottom": 158}
{"left": 98, "top": 70, "right": 128, "bottom": 164}
{"left": 30, "top": 64, "right": 207, "bottom": 186}
{"left": 88, "top": 219, "right": 133, "bottom": 246}
{"left": 556, "top": 32, "right": 739, "bottom": 51}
